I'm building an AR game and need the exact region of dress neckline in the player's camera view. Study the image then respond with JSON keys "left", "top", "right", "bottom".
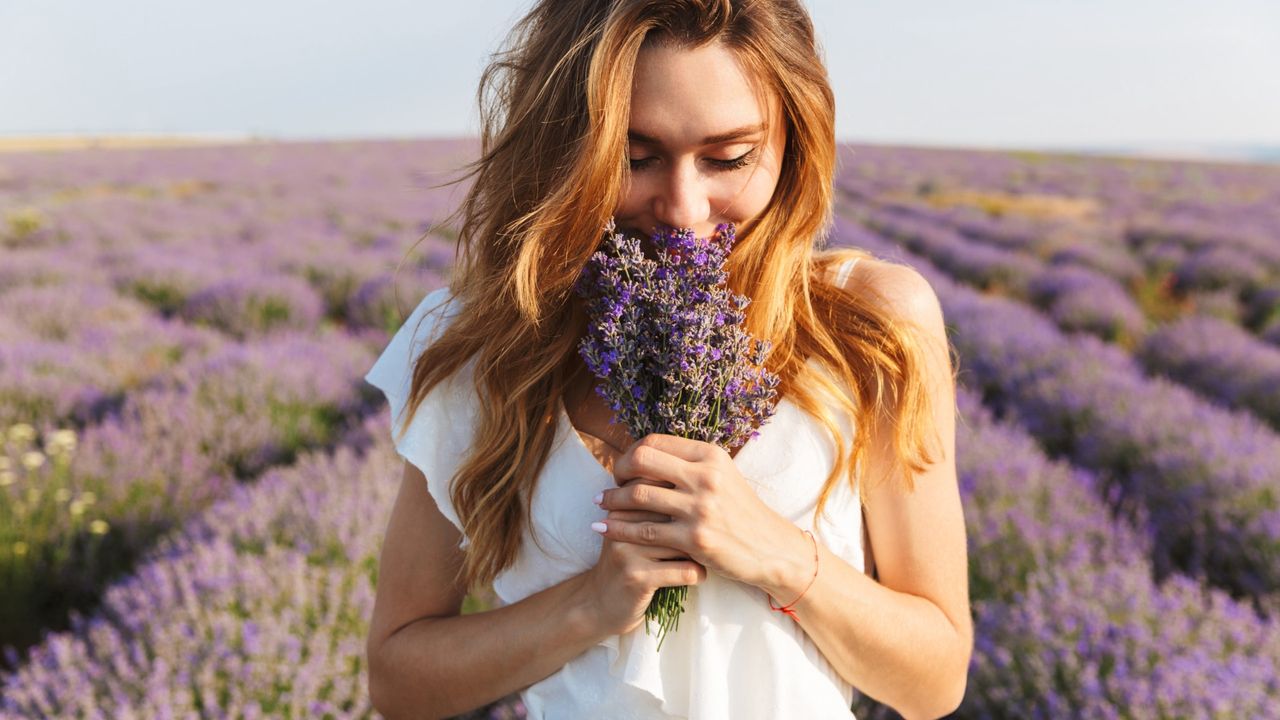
{"left": 557, "top": 394, "right": 785, "bottom": 479}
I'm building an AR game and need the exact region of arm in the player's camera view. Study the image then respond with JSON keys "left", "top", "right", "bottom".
{"left": 366, "top": 461, "right": 604, "bottom": 719}
{"left": 760, "top": 264, "right": 972, "bottom": 719}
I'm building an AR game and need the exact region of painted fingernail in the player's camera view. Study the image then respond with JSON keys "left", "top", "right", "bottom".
{"left": 593, "top": 491, "right": 603, "bottom": 506}
{"left": 591, "top": 521, "right": 608, "bottom": 534}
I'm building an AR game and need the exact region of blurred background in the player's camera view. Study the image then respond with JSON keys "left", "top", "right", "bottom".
{"left": 1, "top": 1, "right": 1279, "bottom": 718}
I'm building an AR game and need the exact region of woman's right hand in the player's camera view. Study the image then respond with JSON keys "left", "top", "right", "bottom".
{"left": 578, "top": 480, "right": 708, "bottom": 637}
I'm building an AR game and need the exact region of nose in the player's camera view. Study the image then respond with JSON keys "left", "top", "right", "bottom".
{"left": 653, "top": 159, "right": 710, "bottom": 234}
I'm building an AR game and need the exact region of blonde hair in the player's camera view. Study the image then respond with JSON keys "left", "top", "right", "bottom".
{"left": 400, "top": 0, "right": 947, "bottom": 594}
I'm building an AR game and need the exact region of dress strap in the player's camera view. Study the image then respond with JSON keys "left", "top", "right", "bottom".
{"left": 834, "top": 257, "right": 860, "bottom": 288}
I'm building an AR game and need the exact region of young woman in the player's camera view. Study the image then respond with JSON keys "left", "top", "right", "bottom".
{"left": 364, "top": 1, "right": 971, "bottom": 718}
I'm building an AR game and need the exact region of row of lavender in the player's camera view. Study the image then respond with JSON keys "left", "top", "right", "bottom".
{"left": 5, "top": 376, "right": 1276, "bottom": 717}
{"left": 944, "top": 388, "right": 1277, "bottom": 715}
{"left": 0, "top": 411, "right": 527, "bottom": 719}
{"left": 836, "top": 146, "right": 1280, "bottom": 345}
{"left": 847, "top": 199, "right": 1280, "bottom": 432}
{"left": 0, "top": 141, "right": 467, "bottom": 657}
{"left": 861, "top": 194, "right": 1280, "bottom": 313}
{"left": 836, "top": 143, "right": 1280, "bottom": 299}
{"left": 0, "top": 327, "right": 378, "bottom": 645}
{"left": 0, "top": 140, "right": 473, "bottom": 431}
{"left": 853, "top": 187, "right": 1280, "bottom": 341}
{"left": 833, "top": 215, "right": 1280, "bottom": 605}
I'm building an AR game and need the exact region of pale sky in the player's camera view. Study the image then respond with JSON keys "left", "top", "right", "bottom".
{"left": 2, "top": 0, "right": 1279, "bottom": 153}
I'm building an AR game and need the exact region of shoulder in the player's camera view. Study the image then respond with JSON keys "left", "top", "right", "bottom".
{"left": 403, "top": 286, "right": 461, "bottom": 350}
{"left": 832, "top": 255, "right": 946, "bottom": 340}
{"left": 410, "top": 286, "right": 458, "bottom": 326}
{"left": 365, "top": 286, "right": 463, "bottom": 400}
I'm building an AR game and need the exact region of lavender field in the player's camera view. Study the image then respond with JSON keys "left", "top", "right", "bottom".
{"left": 1, "top": 139, "right": 1277, "bottom": 718}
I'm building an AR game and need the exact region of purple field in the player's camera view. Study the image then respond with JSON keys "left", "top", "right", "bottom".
{"left": 1, "top": 139, "right": 1278, "bottom": 718}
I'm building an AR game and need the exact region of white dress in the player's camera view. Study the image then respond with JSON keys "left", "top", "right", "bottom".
{"left": 364, "top": 259, "right": 866, "bottom": 720}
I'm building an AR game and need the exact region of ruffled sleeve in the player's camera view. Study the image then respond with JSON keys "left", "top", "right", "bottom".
{"left": 363, "top": 286, "right": 475, "bottom": 550}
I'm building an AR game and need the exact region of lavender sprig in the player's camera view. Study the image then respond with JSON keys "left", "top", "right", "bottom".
{"left": 574, "top": 218, "right": 781, "bottom": 650}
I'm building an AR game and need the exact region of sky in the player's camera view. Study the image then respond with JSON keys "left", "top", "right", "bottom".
{"left": 2, "top": 0, "right": 1279, "bottom": 155}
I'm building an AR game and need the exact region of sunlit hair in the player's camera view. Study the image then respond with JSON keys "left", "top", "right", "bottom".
{"left": 399, "top": 0, "right": 952, "bottom": 594}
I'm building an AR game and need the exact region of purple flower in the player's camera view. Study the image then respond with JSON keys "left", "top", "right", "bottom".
{"left": 573, "top": 218, "right": 780, "bottom": 649}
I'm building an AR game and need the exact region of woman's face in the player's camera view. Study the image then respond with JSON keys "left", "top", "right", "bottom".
{"left": 615, "top": 40, "right": 787, "bottom": 242}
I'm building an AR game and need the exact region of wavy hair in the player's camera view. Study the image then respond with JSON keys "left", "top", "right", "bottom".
{"left": 398, "top": 0, "right": 949, "bottom": 594}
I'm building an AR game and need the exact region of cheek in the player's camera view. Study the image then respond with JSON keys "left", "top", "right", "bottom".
{"left": 615, "top": 173, "right": 650, "bottom": 218}
{"left": 613, "top": 169, "right": 781, "bottom": 223}
{"left": 716, "top": 173, "right": 779, "bottom": 221}
{"left": 615, "top": 182, "right": 643, "bottom": 216}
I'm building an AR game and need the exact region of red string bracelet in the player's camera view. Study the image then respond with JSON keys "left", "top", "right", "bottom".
{"left": 768, "top": 528, "right": 818, "bottom": 620}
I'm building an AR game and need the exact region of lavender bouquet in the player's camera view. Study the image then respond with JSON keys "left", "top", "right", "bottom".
{"left": 573, "top": 217, "right": 781, "bottom": 650}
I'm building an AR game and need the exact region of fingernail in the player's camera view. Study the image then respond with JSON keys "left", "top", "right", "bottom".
{"left": 592, "top": 491, "right": 603, "bottom": 506}
{"left": 591, "top": 521, "right": 608, "bottom": 534}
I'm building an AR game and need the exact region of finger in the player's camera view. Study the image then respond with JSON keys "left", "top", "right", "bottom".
{"left": 623, "top": 433, "right": 724, "bottom": 464}
{"left": 599, "top": 510, "right": 682, "bottom": 557}
{"left": 622, "top": 476, "right": 676, "bottom": 490}
{"left": 600, "top": 481, "right": 689, "bottom": 519}
{"left": 656, "top": 561, "right": 707, "bottom": 588}
{"left": 638, "top": 541, "right": 691, "bottom": 561}
{"left": 649, "top": 549, "right": 693, "bottom": 562}
{"left": 605, "top": 526, "right": 689, "bottom": 561}
{"left": 613, "top": 439, "right": 695, "bottom": 490}
{"left": 606, "top": 508, "right": 672, "bottom": 524}
{"left": 593, "top": 514, "right": 682, "bottom": 551}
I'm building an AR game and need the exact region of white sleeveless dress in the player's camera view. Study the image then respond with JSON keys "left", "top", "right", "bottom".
{"left": 364, "top": 259, "right": 866, "bottom": 720}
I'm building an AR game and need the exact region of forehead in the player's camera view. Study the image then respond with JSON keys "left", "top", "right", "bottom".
{"left": 628, "top": 41, "right": 779, "bottom": 144}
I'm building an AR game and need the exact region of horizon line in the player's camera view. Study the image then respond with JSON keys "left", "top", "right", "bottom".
{"left": 1, "top": 132, "right": 1277, "bottom": 167}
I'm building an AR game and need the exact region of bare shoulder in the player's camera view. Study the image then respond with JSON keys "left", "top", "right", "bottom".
{"left": 833, "top": 256, "right": 945, "bottom": 338}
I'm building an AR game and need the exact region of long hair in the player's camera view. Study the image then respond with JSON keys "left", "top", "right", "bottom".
{"left": 399, "top": 0, "right": 949, "bottom": 594}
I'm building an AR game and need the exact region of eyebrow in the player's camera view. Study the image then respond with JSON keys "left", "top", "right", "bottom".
{"left": 627, "top": 123, "right": 765, "bottom": 148}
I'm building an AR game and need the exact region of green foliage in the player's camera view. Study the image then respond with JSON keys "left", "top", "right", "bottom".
{"left": 3, "top": 208, "right": 45, "bottom": 247}
{"left": 0, "top": 424, "right": 129, "bottom": 656}
{"left": 128, "top": 279, "right": 188, "bottom": 316}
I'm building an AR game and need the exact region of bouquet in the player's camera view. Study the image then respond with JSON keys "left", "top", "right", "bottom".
{"left": 573, "top": 217, "right": 781, "bottom": 650}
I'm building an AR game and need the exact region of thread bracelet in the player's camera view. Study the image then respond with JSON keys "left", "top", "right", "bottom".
{"left": 768, "top": 528, "right": 819, "bottom": 620}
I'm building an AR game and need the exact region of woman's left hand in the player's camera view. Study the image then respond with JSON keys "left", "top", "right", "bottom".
{"left": 594, "top": 432, "right": 800, "bottom": 589}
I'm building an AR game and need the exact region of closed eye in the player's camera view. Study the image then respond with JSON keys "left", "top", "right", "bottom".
{"left": 628, "top": 148, "right": 759, "bottom": 172}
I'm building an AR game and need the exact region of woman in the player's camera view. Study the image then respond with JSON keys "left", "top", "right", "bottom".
{"left": 365, "top": 1, "right": 971, "bottom": 718}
